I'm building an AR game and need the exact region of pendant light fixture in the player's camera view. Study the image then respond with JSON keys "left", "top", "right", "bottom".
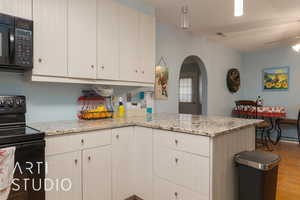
{"left": 180, "top": 4, "right": 190, "bottom": 30}
{"left": 234, "top": 0, "right": 244, "bottom": 17}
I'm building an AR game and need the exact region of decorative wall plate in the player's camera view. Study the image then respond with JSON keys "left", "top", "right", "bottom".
{"left": 227, "top": 68, "right": 240, "bottom": 93}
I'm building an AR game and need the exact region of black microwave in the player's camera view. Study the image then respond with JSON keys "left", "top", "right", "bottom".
{"left": 0, "top": 13, "right": 33, "bottom": 71}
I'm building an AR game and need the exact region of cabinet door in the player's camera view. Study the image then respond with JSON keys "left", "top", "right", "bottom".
{"left": 139, "top": 13, "right": 155, "bottom": 83}
{"left": 0, "top": 0, "right": 32, "bottom": 19}
{"left": 119, "top": 5, "right": 139, "bottom": 82}
{"left": 97, "top": 0, "right": 119, "bottom": 80}
{"left": 112, "top": 127, "right": 134, "bottom": 200}
{"left": 46, "top": 151, "right": 82, "bottom": 200}
{"left": 83, "top": 146, "right": 111, "bottom": 200}
{"left": 68, "top": 0, "right": 97, "bottom": 79}
{"left": 133, "top": 127, "right": 153, "bottom": 200}
{"left": 33, "top": 0, "right": 68, "bottom": 77}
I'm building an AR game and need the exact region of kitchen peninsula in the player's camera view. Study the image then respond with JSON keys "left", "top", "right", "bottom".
{"left": 31, "top": 113, "right": 261, "bottom": 200}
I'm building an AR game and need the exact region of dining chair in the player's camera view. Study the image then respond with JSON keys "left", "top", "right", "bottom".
{"left": 235, "top": 100, "right": 272, "bottom": 150}
{"left": 276, "top": 109, "right": 300, "bottom": 144}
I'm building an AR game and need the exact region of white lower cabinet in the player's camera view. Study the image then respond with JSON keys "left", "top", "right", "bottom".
{"left": 45, "top": 130, "right": 112, "bottom": 200}
{"left": 46, "top": 151, "right": 82, "bottom": 200}
{"left": 154, "top": 178, "right": 206, "bottom": 200}
{"left": 45, "top": 127, "right": 211, "bottom": 200}
{"left": 133, "top": 127, "right": 153, "bottom": 200}
{"left": 153, "top": 146, "right": 210, "bottom": 196}
{"left": 83, "top": 146, "right": 112, "bottom": 200}
{"left": 112, "top": 127, "right": 135, "bottom": 200}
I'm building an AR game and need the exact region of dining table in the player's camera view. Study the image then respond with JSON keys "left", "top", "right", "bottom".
{"left": 233, "top": 106, "right": 287, "bottom": 145}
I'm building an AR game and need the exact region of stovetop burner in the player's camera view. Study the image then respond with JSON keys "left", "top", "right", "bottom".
{"left": 0, "top": 125, "right": 44, "bottom": 145}
{"left": 0, "top": 96, "right": 44, "bottom": 145}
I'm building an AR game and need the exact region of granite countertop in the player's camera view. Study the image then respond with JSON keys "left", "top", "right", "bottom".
{"left": 29, "top": 113, "right": 262, "bottom": 138}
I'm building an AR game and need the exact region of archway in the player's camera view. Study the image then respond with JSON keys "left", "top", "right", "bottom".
{"left": 178, "top": 55, "right": 208, "bottom": 115}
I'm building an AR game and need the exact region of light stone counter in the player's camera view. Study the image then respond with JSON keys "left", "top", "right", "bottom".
{"left": 29, "top": 113, "right": 262, "bottom": 137}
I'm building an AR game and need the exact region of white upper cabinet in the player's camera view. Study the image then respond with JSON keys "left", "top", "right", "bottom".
{"left": 68, "top": 0, "right": 97, "bottom": 79}
{"left": 97, "top": 0, "right": 119, "bottom": 80}
{"left": 119, "top": 5, "right": 139, "bottom": 82}
{"left": 30, "top": 0, "right": 155, "bottom": 86}
{"left": 0, "top": 0, "right": 32, "bottom": 19}
{"left": 139, "top": 13, "right": 156, "bottom": 83}
{"left": 33, "top": 0, "right": 68, "bottom": 77}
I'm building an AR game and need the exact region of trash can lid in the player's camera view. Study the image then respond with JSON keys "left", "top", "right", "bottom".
{"left": 234, "top": 151, "right": 281, "bottom": 171}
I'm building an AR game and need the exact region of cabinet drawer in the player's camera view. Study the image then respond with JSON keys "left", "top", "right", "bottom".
{"left": 153, "top": 129, "right": 210, "bottom": 156}
{"left": 154, "top": 177, "right": 208, "bottom": 200}
{"left": 46, "top": 130, "right": 111, "bottom": 156}
{"left": 154, "top": 147, "right": 209, "bottom": 195}
{"left": 81, "top": 129, "right": 111, "bottom": 149}
{"left": 46, "top": 134, "right": 83, "bottom": 156}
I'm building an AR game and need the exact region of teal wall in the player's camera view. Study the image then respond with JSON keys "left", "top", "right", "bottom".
{"left": 241, "top": 46, "right": 300, "bottom": 141}
{"left": 0, "top": 72, "right": 88, "bottom": 123}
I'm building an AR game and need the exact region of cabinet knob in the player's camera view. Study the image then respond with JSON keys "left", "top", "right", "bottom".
{"left": 75, "top": 159, "right": 78, "bottom": 165}
{"left": 88, "top": 156, "right": 91, "bottom": 161}
{"left": 81, "top": 139, "right": 84, "bottom": 145}
{"left": 134, "top": 70, "right": 138, "bottom": 73}
{"left": 101, "top": 66, "right": 105, "bottom": 70}
{"left": 141, "top": 70, "right": 145, "bottom": 74}
{"left": 38, "top": 58, "right": 42, "bottom": 63}
{"left": 116, "top": 135, "right": 119, "bottom": 139}
{"left": 91, "top": 65, "right": 95, "bottom": 68}
{"left": 175, "top": 140, "right": 178, "bottom": 145}
{"left": 175, "top": 158, "right": 179, "bottom": 164}
{"left": 174, "top": 192, "right": 178, "bottom": 197}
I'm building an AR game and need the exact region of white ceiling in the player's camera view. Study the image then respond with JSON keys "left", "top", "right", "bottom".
{"left": 146, "top": 0, "right": 300, "bottom": 52}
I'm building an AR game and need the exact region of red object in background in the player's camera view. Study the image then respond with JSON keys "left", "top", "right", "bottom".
{"left": 233, "top": 106, "right": 287, "bottom": 118}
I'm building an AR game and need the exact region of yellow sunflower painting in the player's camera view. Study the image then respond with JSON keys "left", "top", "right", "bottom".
{"left": 263, "top": 67, "right": 289, "bottom": 90}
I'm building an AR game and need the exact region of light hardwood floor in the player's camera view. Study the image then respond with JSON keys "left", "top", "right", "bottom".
{"left": 263, "top": 142, "right": 300, "bottom": 200}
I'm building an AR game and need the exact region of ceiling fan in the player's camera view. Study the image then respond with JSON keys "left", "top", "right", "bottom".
{"left": 264, "top": 36, "right": 300, "bottom": 52}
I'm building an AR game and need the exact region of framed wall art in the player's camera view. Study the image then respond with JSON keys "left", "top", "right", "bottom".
{"left": 155, "top": 57, "right": 169, "bottom": 100}
{"left": 263, "top": 66, "right": 289, "bottom": 91}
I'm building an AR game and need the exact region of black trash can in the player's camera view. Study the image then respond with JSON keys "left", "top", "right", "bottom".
{"left": 234, "top": 151, "right": 281, "bottom": 200}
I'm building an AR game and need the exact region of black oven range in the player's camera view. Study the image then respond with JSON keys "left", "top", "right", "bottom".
{"left": 0, "top": 95, "right": 45, "bottom": 200}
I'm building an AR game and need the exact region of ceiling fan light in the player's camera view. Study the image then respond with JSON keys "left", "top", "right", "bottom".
{"left": 292, "top": 44, "right": 300, "bottom": 52}
{"left": 234, "top": 0, "right": 244, "bottom": 17}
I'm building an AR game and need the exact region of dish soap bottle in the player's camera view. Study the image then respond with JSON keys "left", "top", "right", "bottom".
{"left": 118, "top": 97, "right": 125, "bottom": 118}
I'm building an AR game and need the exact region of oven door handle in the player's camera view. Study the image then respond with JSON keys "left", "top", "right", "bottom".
{"left": 0, "top": 140, "right": 45, "bottom": 149}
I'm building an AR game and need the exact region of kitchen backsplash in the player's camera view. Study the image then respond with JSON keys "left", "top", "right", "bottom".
{"left": 0, "top": 72, "right": 151, "bottom": 123}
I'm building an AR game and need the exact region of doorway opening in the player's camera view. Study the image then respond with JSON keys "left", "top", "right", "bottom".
{"left": 179, "top": 56, "right": 207, "bottom": 115}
